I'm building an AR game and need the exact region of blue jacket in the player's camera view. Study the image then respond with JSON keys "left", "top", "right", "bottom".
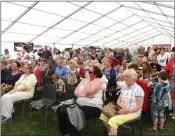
{"left": 103, "top": 67, "right": 116, "bottom": 88}
{"left": 150, "top": 82, "right": 169, "bottom": 108}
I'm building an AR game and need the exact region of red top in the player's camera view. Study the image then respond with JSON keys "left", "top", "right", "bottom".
{"left": 136, "top": 79, "right": 150, "bottom": 113}
{"left": 34, "top": 67, "right": 41, "bottom": 86}
{"left": 163, "top": 57, "right": 175, "bottom": 78}
{"left": 79, "top": 67, "right": 85, "bottom": 78}
{"left": 112, "top": 58, "right": 120, "bottom": 67}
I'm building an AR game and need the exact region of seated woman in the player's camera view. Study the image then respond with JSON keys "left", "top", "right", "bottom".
{"left": 1, "top": 64, "right": 37, "bottom": 123}
{"left": 1, "top": 61, "right": 22, "bottom": 94}
{"left": 100, "top": 69, "right": 144, "bottom": 136}
{"left": 57, "top": 66, "right": 105, "bottom": 136}
{"left": 67, "top": 59, "right": 79, "bottom": 86}
{"left": 66, "top": 59, "right": 80, "bottom": 99}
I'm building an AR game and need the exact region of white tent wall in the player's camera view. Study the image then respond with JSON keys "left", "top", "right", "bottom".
{"left": 1, "top": 42, "right": 16, "bottom": 59}
{"left": 1, "top": 42, "right": 54, "bottom": 59}
{"left": 136, "top": 34, "right": 174, "bottom": 50}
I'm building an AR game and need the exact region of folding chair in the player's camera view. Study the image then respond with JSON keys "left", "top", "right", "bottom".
{"left": 30, "top": 83, "right": 56, "bottom": 126}
{"left": 121, "top": 114, "right": 143, "bottom": 136}
{"left": 16, "top": 99, "right": 31, "bottom": 118}
{"left": 40, "top": 71, "right": 46, "bottom": 86}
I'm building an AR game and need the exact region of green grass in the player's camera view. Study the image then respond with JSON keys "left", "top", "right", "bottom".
{"left": 1, "top": 102, "right": 175, "bottom": 136}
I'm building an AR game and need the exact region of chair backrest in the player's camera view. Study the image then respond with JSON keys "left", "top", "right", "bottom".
{"left": 40, "top": 71, "right": 46, "bottom": 82}
{"left": 43, "top": 83, "right": 57, "bottom": 101}
{"left": 43, "top": 75, "right": 53, "bottom": 83}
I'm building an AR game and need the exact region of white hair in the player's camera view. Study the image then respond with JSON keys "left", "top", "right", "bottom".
{"left": 123, "top": 69, "right": 138, "bottom": 79}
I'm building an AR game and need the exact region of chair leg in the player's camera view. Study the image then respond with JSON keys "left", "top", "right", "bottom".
{"left": 45, "top": 107, "right": 48, "bottom": 126}
{"left": 140, "top": 127, "right": 143, "bottom": 136}
{"left": 51, "top": 109, "right": 54, "bottom": 127}
{"left": 92, "top": 120, "right": 96, "bottom": 136}
{"left": 103, "top": 125, "right": 107, "bottom": 136}
{"left": 22, "top": 100, "right": 25, "bottom": 117}
{"left": 30, "top": 105, "right": 33, "bottom": 119}
{"left": 131, "top": 128, "right": 135, "bottom": 136}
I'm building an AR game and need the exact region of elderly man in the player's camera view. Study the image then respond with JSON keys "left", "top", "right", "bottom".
{"left": 55, "top": 59, "right": 68, "bottom": 80}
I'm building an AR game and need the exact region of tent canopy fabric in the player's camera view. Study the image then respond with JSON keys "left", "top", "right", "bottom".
{"left": 1, "top": 2, "right": 174, "bottom": 48}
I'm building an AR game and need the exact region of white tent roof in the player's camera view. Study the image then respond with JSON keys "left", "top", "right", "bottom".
{"left": 1, "top": 1, "right": 174, "bottom": 48}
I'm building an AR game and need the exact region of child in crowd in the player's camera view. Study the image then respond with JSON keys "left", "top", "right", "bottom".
{"left": 52, "top": 73, "right": 66, "bottom": 98}
{"left": 148, "top": 71, "right": 169, "bottom": 131}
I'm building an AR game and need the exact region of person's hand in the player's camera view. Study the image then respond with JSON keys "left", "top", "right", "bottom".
{"left": 148, "top": 82, "right": 153, "bottom": 87}
{"left": 88, "top": 95, "right": 95, "bottom": 98}
{"left": 118, "top": 108, "right": 130, "bottom": 115}
{"left": 85, "top": 71, "right": 90, "bottom": 79}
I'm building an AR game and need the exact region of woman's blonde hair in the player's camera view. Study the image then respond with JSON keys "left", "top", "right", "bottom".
{"left": 123, "top": 69, "right": 138, "bottom": 79}
{"left": 68, "top": 59, "right": 77, "bottom": 68}
{"left": 93, "top": 63, "right": 102, "bottom": 72}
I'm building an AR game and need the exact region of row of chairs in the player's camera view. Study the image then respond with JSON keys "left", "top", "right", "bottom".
{"left": 17, "top": 80, "right": 143, "bottom": 136}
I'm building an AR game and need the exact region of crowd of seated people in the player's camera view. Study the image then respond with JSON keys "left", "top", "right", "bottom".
{"left": 1, "top": 45, "right": 175, "bottom": 136}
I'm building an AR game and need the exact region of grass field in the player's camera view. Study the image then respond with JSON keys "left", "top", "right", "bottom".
{"left": 1, "top": 101, "right": 175, "bottom": 136}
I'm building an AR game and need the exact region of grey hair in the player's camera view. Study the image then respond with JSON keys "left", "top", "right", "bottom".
{"left": 123, "top": 69, "right": 138, "bottom": 79}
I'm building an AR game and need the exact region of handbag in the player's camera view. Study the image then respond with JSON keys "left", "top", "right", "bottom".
{"left": 56, "top": 99, "right": 86, "bottom": 130}
{"left": 101, "top": 102, "right": 119, "bottom": 118}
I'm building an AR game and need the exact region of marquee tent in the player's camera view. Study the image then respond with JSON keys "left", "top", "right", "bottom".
{"left": 1, "top": 1, "right": 174, "bottom": 51}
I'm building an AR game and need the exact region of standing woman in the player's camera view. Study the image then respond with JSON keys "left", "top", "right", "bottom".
{"left": 103, "top": 57, "right": 116, "bottom": 101}
{"left": 1, "top": 64, "right": 37, "bottom": 123}
{"left": 157, "top": 48, "right": 170, "bottom": 68}
{"left": 142, "top": 61, "right": 153, "bottom": 80}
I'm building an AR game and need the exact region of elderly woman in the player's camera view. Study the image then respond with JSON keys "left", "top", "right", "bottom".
{"left": 100, "top": 69, "right": 144, "bottom": 136}
{"left": 1, "top": 64, "right": 37, "bottom": 123}
{"left": 57, "top": 66, "right": 105, "bottom": 136}
{"left": 67, "top": 59, "right": 79, "bottom": 86}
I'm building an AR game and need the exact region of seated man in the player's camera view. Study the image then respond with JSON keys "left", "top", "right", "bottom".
{"left": 55, "top": 59, "right": 68, "bottom": 81}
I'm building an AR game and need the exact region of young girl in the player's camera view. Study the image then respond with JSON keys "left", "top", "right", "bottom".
{"left": 148, "top": 71, "right": 169, "bottom": 131}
